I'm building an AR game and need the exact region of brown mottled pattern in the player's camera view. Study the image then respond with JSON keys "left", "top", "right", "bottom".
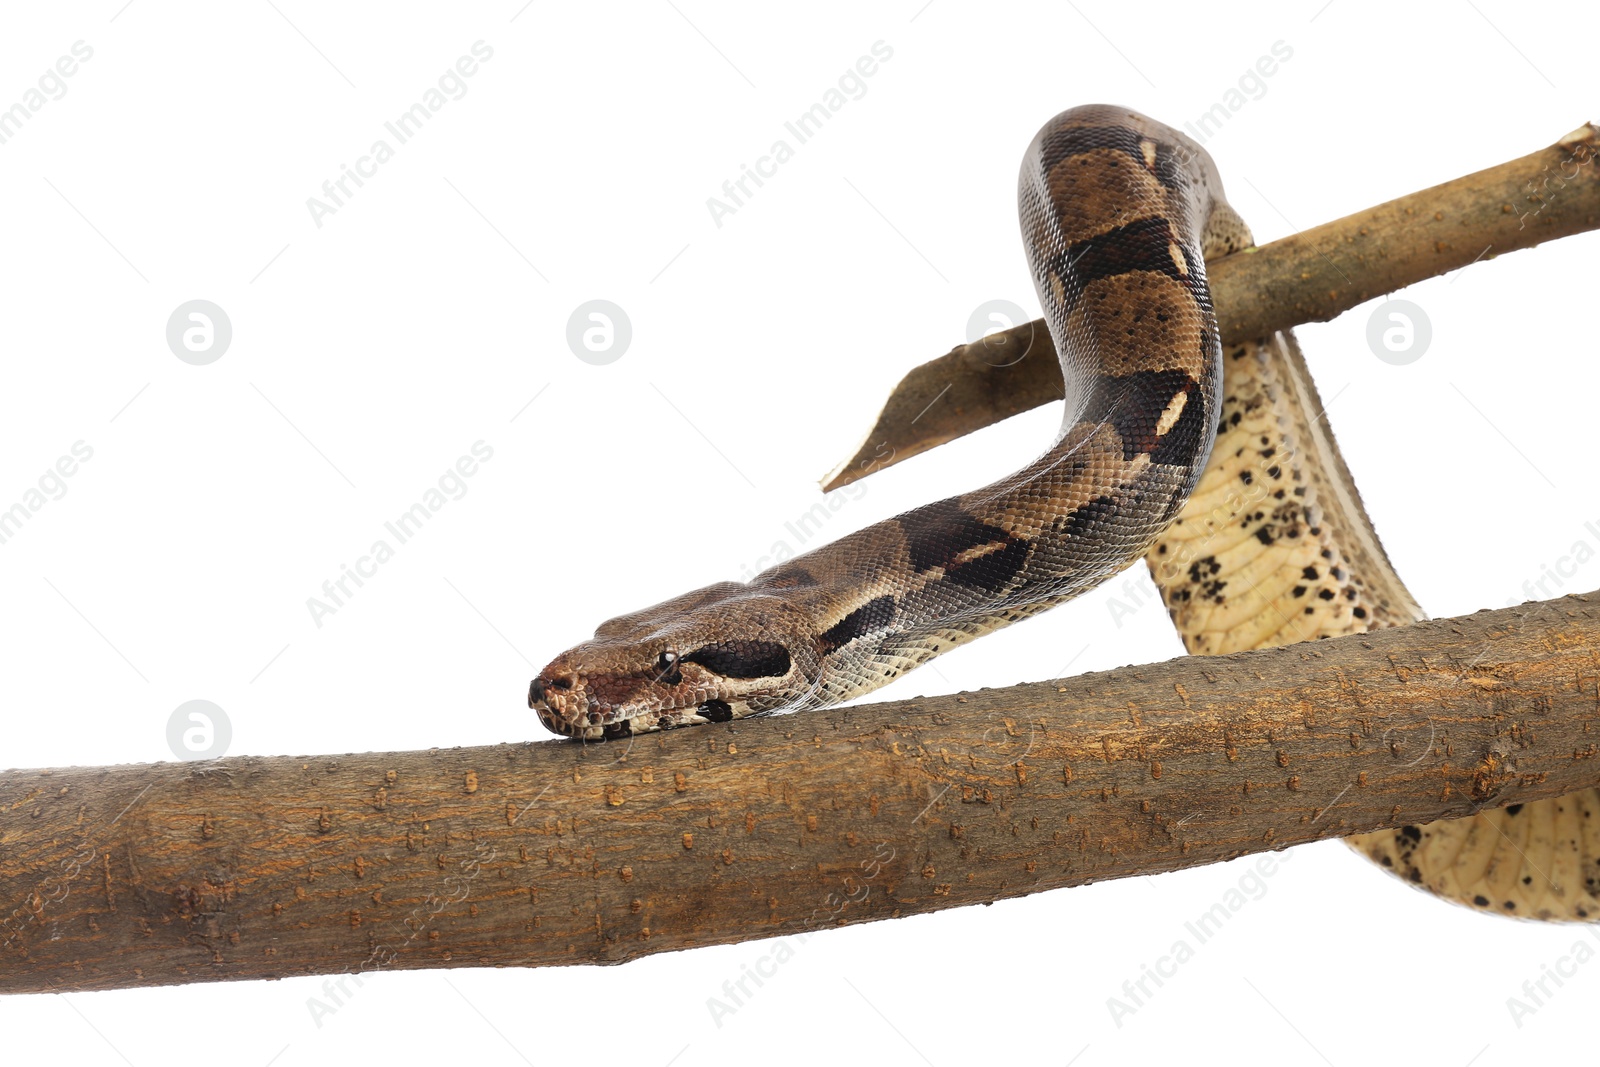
{"left": 1066, "top": 273, "right": 1209, "bottom": 380}
{"left": 1038, "top": 147, "right": 1171, "bottom": 244}
{"left": 529, "top": 105, "right": 1223, "bottom": 742}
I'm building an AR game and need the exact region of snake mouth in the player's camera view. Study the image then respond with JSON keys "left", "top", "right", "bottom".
{"left": 528, "top": 677, "right": 674, "bottom": 742}
{"left": 529, "top": 678, "right": 609, "bottom": 739}
{"left": 528, "top": 675, "right": 746, "bottom": 741}
{"left": 530, "top": 694, "right": 629, "bottom": 742}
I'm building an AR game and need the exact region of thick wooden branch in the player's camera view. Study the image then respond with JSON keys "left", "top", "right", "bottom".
{"left": 3, "top": 590, "right": 1599, "bottom": 995}
{"left": 823, "top": 121, "right": 1600, "bottom": 490}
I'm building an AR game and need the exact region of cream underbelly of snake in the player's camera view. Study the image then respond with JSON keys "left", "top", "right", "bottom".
{"left": 529, "top": 104, "right": 1594, "bottom": 922}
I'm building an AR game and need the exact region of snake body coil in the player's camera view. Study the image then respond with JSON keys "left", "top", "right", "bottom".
{"left": 530, "top": 105, "right": 1231, "bottom": 740}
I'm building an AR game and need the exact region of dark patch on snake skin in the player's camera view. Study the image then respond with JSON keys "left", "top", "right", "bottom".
{"left": 1061, "top": 494, "right": 1119, "bottom": 542}
{"left": 1148, "top": 143, "right": 1189, "bottom": 192}
{"left": 898, "top": 499, "right": 1012, "bottom": 575}
{"left": 1095, "top": 369, "right": 1193, "bottom": 459}
{"left": 1190, "top": 556, "right": 1222, "bottom": 604}
{"left": 1055, "top": 216, "right": 1191, "bottom": 293}
{"left": 819, "top": 594, "right": 897, "bottom": 655}
{"left": 1148, "top": 382, "right": 1209, "bottom": 467}
{"left": 602, "top": 719, "right": 633, "bottom": 740}
{"left": 698, "top": 699, "right": 734, "bottom": 723}
{"left": 682, "top": 641, "right": 792, "bottom": 679}
{"left": 943, "top": 535, "right": 1032, "bottom": 594}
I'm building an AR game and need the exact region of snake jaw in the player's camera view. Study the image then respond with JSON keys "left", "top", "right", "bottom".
{"left": 528, "top": 665, "right": 810, "bottom": 741}
{"left": 528, "top": 669, "right": 625, "bottom": 738}
{"left": 528, "top": 660, "right": 736, "bottom": 740}
{"left": 529, "top": 666, "right": 767, "bottom": 740}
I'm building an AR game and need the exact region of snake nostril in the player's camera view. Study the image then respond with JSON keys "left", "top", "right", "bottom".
{"left": 528, "top": 678, "right": 546, "bottom": 706}
{"left": 550, "top": 673, "right": 576, "bottom": 691}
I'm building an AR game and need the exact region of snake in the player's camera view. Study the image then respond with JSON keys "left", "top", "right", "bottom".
{"left": 530, "top": 104, "right": 1597, "bottom": 922}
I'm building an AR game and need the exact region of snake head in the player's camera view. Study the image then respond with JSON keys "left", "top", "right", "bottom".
{"left": 529, "top": 582, "right": 821, "bottom": 741}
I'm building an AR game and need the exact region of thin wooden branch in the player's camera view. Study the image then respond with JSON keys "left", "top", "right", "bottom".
{"left": 823, "top": 121, "right": 1600, "bottom": 490}
{"left": 3, "top": 590, "right": 1598, "bottom": 995}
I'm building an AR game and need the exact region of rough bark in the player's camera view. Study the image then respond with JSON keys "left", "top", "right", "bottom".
{"left": 823, "top": 122, "right": 1600, "bottom": 490}
{"left": 3, "top": 591, "right": 1598, "bottom": 995}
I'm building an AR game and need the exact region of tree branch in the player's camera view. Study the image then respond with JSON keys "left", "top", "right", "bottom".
{"left": 823, "top": 121, "right": 1600, "bottom": 490}
{"left": 3, "top": 590, "right": 1598, "bottom": 994}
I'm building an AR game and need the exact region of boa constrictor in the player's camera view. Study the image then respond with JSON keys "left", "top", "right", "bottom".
{"left": 531, "top": 104, "right": 1596, "bottom": 922}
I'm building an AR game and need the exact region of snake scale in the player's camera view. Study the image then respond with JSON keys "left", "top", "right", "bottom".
{"left": 531, "top": 104, "right": 1596, "bottom": 922}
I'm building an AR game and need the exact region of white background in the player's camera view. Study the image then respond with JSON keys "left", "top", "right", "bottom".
{"left": 2, "top": 1, "right": 1597, "bottom": 1064}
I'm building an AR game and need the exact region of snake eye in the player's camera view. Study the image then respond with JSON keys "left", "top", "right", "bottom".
{"left": 655, "top": 650, "right": 682, "bottom": 686}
